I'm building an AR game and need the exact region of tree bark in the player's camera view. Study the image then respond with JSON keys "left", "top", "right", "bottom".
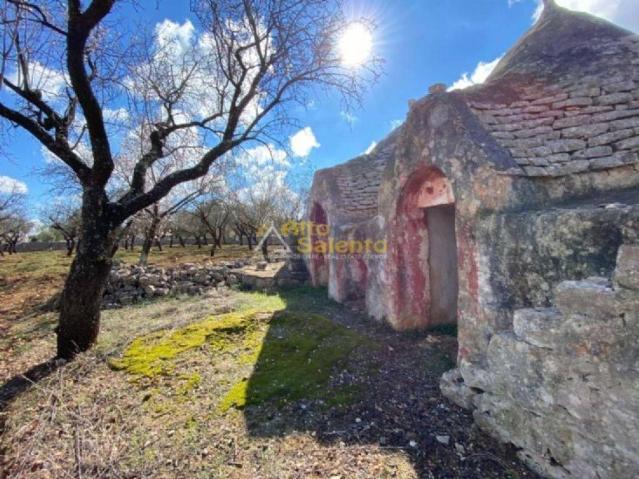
{"left": 57, "top": 195, "right": 117, "bottom": 359}
{"left": 139, "top": 219, "right": 159, "bottom": 266}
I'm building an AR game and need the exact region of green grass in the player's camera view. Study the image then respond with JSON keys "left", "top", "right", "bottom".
{"left": 218, "top": 311, "right": 368, "bottom": 412}
{"left": 108, "top": 292, "right": 287, "bottom": 377}
{"left": 108, "top": 288, "right": 370, "bottom": 413}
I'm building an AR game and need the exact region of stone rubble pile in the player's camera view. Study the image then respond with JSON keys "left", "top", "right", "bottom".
{"left": 103, "top": 260, "right": 248, "bottom": 306}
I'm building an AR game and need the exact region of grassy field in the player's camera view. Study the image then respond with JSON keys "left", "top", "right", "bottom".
{"left": 0, "top": 250, "right": 537, "bottom": 479}
{"left": 0, "top": 244, "right": 252, "bottom": 326}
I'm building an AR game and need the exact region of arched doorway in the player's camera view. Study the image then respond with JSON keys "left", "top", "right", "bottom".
{"left": 309, "top": 202, "right": 329, "bottom": 287}
{"left": 392, "top": 167, "right": 458, "bottom": 328}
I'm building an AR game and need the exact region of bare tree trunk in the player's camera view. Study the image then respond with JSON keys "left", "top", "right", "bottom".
{"left": 57, "top": 197, "right": 117, "bottom": 359}
{"left": 155, "top": 235, "right": 163, "bottom": 251}
{"left": 178, "top": 235, "right": 185, "bottom": 248}
{"left": 130, "top": 234, "right": 136, "bottom": 251}
{"left": 247, "top": 234, "right": 253, "bottom": 250}
{"left": 195, "top": 235, "right": 202, "bottom": 248}
{"left": 139, "top": 220, "right": 159, "bottom": 266}
{"left": 169, "top": 235, "right": 174, "bottom": 248}
{"left": 65, "top": 238, "right": 76, "bottom": 256}
{"left": 261, "top": 240, "right": 269, "bottom": 262}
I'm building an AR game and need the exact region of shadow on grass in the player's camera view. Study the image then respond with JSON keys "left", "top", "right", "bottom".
{"left": 223, "top": 287, "right": 536, "bottom": 479}
{"left": 0, "top": 359, "right": 62, "bottom": 414}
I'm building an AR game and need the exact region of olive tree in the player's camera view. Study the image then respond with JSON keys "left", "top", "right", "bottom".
{"left": 0, "top": 0, "right": 377, "bottom": 358}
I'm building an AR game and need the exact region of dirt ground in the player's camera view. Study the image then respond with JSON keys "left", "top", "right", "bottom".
{"left": 0, "top": 250, "right": 538, "bottom": 479}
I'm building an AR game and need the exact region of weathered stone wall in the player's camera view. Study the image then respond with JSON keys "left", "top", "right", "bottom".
{"left": 103, "top": 261, "right": 245, "bottom": 306}
{"left": 442, "top": 237, "right": 639, "bottom": 478}
{"left": 469, "top": 32, "right": 639, "bottom": 178}
{"left": 485, "top": 202, "right": 637, "bottom": 309}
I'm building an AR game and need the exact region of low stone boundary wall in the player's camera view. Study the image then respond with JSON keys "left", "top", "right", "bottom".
{"left": 104, "top": 260, "right": 249, "bottom": 306}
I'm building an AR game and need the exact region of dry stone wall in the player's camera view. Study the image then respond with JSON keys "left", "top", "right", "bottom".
{"left": 442, "top": 242, "right": 639, "bottom": 478}
{"left": 103, "top": 261, "right": 246, "bottom": 306}
{"left": 470, "top": 51, "right": 639, "bottom": 177}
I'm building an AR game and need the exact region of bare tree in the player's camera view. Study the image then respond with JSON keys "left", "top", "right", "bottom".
{"left": 45, "top": 204, "right": 81, "bottom": 256}
{"left": 0, "top": 213, "right": 30, "bottom": 254}
{"left": 0, "top": 0, "right": 378, "bottom": 358}
{"left": 0, "top": 183, "right": 25, "bottom": 224}
{"left": 193, "top": 197, "right": 231, "bottom": 257}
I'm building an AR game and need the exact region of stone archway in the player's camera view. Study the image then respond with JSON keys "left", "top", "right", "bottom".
{"left": 309, "top": 202, "right": 329, "bottom": 287}
{"left": 390, "top": 167, "right": 458, "bottom": 329}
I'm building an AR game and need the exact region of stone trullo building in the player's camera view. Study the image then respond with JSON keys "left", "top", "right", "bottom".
{"left": 306, "top": 1, "right": 639, "bottom": 477}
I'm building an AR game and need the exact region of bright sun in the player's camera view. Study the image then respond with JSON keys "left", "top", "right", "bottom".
{"left": 338, "top": 22, "right": 373, "bottom": 68}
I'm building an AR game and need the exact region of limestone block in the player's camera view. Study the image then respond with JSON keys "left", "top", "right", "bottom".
{"left": 547, "top": 139, "right": 586, "bottom": 153}
{"left": 596, "top": 92, "right": 634, "bottom": 106}
{"left": 588, "top": 128, "right": 635, "bottom": 146}
{"left": 614, "top": 244, "right": 639, "bottom": 291}
{"left": 554, "top": 278, "right": 617, "bottom": 319}
{"left": 572, "top": 146, "right": 613, "bottom": 158}
{"left": 561, "top": 123, "right": 609, "bottom": 138}
{"left": 513, "top": 307, "right": 563, "bottom": 348}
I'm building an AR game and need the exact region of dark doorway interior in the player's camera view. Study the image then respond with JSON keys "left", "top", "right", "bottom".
{"left": 425, "top": 204, "right": 458, "bottom": 325}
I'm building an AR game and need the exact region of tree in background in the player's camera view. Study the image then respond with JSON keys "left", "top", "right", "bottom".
{"left": 0, "top": 214, "right": 31, "bottom": 254}
{"left": 193, "top": 196, "right": 231, "bottom": 257}
{"left": 0, "top": 0, "right": 378, "bottom": 358}
{"left": 45, "top": 204, "right": 82, "bottom": 256}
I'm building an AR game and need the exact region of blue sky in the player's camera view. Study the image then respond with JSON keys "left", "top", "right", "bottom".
{"left": 1, "top": 0, "right": 638, "bottom": 214}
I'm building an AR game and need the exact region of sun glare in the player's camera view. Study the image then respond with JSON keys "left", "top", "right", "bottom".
{"left": 338, "top": 22, "right": 373, "bottom": 68}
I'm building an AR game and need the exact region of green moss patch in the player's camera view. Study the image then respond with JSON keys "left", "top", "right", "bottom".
{"left": 218, "top": 311, "right": 368, "bottom": 412}
{"left": 109, "top": 292, "right": 286, "bottom": 377}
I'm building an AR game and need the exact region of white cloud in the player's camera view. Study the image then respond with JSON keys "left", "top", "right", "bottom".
{"left": 0, "top": 176, "right": 28, "bottom": 194}
{"left": 531, "top": 0, "right": 639, "bottom": 31}
{"left": 236, "top": 144, "right": 290, "bottom": 169}
{"left": 364, "top": 141, "right": 377, "bottom": 155}
{"left": 154, "top": 19, "right": 196, "bottom": 57}
{"left": 6, "top": 61, "right": 68, "bottom": 101}
{"left": 103, "top": 107, "right": 130, "bottom": 123}
{"left": 340, "top": 111, "right": 358, "bottom": 125}
{"left": 289, "top": 127, "right": 320, "bottom": 157}
{"left": 448, "top": 55, "right": 504, "bottom": 91}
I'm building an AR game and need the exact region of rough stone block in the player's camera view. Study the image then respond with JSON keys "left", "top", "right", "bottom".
{"left": 615, "top": 136, "right": 639, "bottom": 150}
{"left": 603, "top": 80, "right": 636, "bottom": 93}
{"left": 614, "top": 244, "right": 639, "bottom": 291}
{"left": 561, "top": 123, "right": 610, "bottom": 138}
{"left": 572, "top": 146, "right": 613, "bottom": 158}
{"left": 592, "top": 108, "right": 639, "bottom": 122}
{"left": 553, "top": 115, "right": 592, "bottom": 129}
{"left": 513, "top": 308, "right": 563, "bottom": 348}
{"left": 588, "top": 128, "right": 635, "bottom": 147}
{"left": 514, "top": 126, "right": 554, "bottom": 139}
{"left": 554, "top": 278, "right": 617, "bottom": 319}
{"left": 547, "top": 139, "right": 586, "bottom": 153}
{"left": 547, "top": 153, "right": 570, "bottom": 163}
{"left": 440, "top": 369, "right": 475, "bottom": 409}
{"left": 529, "top": 146, "right": 552, "bottom": 157}
{"left": 532, "top": 93, "right": 568, "bottom": 105}
{"left": 554, "top": 97, "right": 593, "bottom": 109}
{"left": 596, "top": 92, "right": 634, "bottom": 106}
{"left": 524, "top": 166, "right": 550, "bottom": 176}
{"left": 610, "top": 116, "right": 639, "bottom": 131}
